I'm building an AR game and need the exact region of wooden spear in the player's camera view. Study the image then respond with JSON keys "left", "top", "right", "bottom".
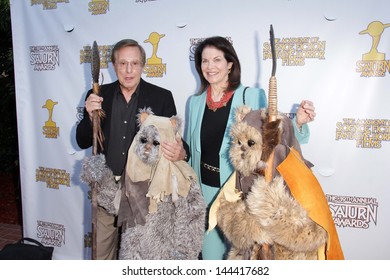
{"left": 265, "top": 25, "right": 277, "bottom": 183}
{"left": 90, "top": 41, "right": 104, "bottom": 260}
{"left": 260, "top": 25, "right": 278, "bottom": 260}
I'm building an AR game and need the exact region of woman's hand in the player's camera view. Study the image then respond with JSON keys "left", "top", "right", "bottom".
{"left": 296, "top": 100, "right": 316, "bottom": 129}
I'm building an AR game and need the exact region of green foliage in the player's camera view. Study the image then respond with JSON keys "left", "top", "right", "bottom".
{"left": 0, "top": 0, "right": 18, "bottom": 171}
{"left": 0, "top": 0, "right": 10, "bottom": 29}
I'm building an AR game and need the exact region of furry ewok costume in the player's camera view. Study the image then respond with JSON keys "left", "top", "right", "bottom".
{"left": 209, "top": 106, "right": 344, "bottom": 260}
{"left": 81, "top": 108, "right": 206, "bottom": 260}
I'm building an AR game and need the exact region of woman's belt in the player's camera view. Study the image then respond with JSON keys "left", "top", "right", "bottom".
{"left": 201, "top": 162, "right": 220, "bottom": 173}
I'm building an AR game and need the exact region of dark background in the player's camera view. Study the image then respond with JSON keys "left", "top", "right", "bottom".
{"left": 0, "top": 0, "right": 21, "bottom": 225}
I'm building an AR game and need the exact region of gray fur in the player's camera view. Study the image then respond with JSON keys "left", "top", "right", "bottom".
{"left": 135, "top": 125, "right": 160, "bottom": 166}
{"left": 81, "top": 112, "right": 206, "bottom": 260}
{"left": 119, "top": 180, "right": 205, "bottom": 260}
{"left": 80, "top": 154, "right": 119, "bottom": 215}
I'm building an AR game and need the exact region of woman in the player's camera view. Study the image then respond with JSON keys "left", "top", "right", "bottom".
{"left": 185, "top": 36, "right": 315, "bottom": 260}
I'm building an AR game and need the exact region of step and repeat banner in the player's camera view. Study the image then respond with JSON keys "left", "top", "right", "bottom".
{"left": 10, "top": 0, "right": 390, "bottom": 259}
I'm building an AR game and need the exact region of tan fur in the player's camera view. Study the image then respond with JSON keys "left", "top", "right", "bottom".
{"left": 247, "top": 176, "right": 327, "bottom": 257}
{"left": 217, "top": 197, "right": 273, "bottom": 249}
{"left": 218, "top": 177, "right": 327, "bottom": 259}
{"left": 218, "top": 105, "right": 327, "bottom": 260}
{"left": 229, "top": 122, "right": 265, "bottom": 176}
{"left": 137, "top": 107, "right": 182, "bottom": 136}
{"left": 138, "top": 110, "right": 151, "bottom": 124}
{"left": 234, "top": 105, "right": 252, "bottom": 122}
{"left": 226, "top": 247, "right": 247, "bottom": 260}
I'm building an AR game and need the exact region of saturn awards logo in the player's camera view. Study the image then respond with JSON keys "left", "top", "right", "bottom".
{"left": 189, "top": 37, "right": 233, "bottom": 62}
{"left": 37, "top": 220, "right": 66, "bottom": 247}
{"left": 356, "top": 21, "right": 390, "bottom": 77}
{"left": 263, "top": 36, "right": 325, "bottom": 66}
{"left": 335, "top": 118, "right": 390, "bottom": 148}
{"left": 189, "top": 38, "right": 204, "bottom": 61}
{"left": 36, "top": 166, "right": 70, "bottom": 189}
{"left": 80, "top": 44, "right": 111, "bottom": 69}
{"left": 135, "top": 0, "right": 157, "bottom": 3}
{"left": 76, "top": 106, "right": 84, "bottom": 125}
{"left": 42, "top": 99, "right": 59, "bottom": 138}
{"left": 327, "top": 194, "right": 378, "bottom": 229}
{"left": 143, "top": 32, "right": 166, "bottom": 78}
{"left": 88, "top": 0, "right": 109, "bottom": 15}
{"left": 30, "top": 45, "right": 59, "bottom": 71}
{"left": 31, "top": 0, "right": 69, "bottom": 10}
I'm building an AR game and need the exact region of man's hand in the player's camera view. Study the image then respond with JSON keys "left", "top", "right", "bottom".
{"left": 85, "top": 93, "right": 103, "bottom": 119}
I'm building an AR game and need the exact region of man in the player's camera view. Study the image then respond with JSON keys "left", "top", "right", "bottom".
{"left": 76, "top": 39, "right": 188, "bottom": 259}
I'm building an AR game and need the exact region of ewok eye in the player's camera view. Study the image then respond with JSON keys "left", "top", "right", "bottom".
{"left": 247, "top": 139, "right": 255, "bottom": 147}
{"left": 152, "top": 140, "right": 160, "bottom": 146}
{"left": 140, "top": 137, "right": 147, "bottom": 144}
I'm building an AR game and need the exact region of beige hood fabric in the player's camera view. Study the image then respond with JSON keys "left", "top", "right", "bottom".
{"left": 126, "top": 114, "right": 196, "bottom": 213}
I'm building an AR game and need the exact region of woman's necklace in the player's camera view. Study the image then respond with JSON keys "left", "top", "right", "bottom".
{"left": 206, "top": 87, "right": 234, "bottom": 112}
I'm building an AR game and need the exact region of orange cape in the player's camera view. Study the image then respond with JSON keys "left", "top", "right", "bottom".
{"left": 277, "top": 148, "right": 344, "bottom": 260}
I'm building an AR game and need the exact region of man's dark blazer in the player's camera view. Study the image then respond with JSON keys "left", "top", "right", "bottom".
{"left": 76, "top": 78, "right": 189, "bottom": 161}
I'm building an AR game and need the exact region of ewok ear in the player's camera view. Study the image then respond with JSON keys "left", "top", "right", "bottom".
{"left": 170, "top": 115, "right": 182, "bottom": 136}
{"left": 235, "top": 105, "right": 252, "bottom": 122}
{"left": 137, "top": 107, "right": 154, "bottom": 127}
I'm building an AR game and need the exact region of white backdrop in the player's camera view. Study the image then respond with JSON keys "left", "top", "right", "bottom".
{"left": 10, "top": 0, "right": 390, "bottom": 259}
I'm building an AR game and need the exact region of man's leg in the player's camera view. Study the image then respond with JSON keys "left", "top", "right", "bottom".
{"left": 96, "top": 206, "right": 118, "bottom": 260}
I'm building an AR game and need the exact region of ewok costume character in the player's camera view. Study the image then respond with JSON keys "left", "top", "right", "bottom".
{"left": 209, "top": 106, "right": 344, "bottom": 260}
{"left": 81, "top": 108, "right": 206, "bottom": 260}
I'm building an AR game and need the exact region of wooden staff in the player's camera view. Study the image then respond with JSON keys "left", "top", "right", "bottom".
{"left": 268, "top": 25, "right": 277, "bottom": 123}
{"left": 90, "top": 41, "right": 104, "bottom": 260}
{"left": 260, "top": 24, "right": 278, "bottom": 260}
{"left": 265, "top": 25, "right": 277, "bottom": 184}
